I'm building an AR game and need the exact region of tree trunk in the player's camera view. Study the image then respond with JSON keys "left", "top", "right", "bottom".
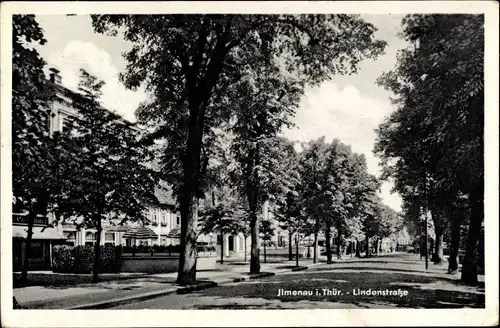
{"left": 430, "top": 209, "right": 445, "bottom": 265}
{"left": 295, "top": 233, "right": 299, "bottom": 267}
{"left": 20, "top": 210, "right": 36, "bottom": 283}
{"left": 433, "top": 229, "right": 444, "bottom": 265}
{"left": 244, "top": 235, "right": 247, "bottom": 262}
{"left": 448, "top": 217, "right": 461, "bottom": 274}
{"left": 313, "top": 230, "right": 318, "bottom": 263}
{"left": 220, "top": 231, "right": 224, "bottom": 264}
{"left": 365, "top": 235, "right": 370, "bottom": 257}
{"left": 177, "top": 91, "right": 208, "bottom": 285}
{"left": 177, "top": 193, "right": 199, "bottom": 285}
{"left": 264, "top": 241, "right": 267, "bottom": 263}
{"left": 325, "top": 222, "right": 332, "bottom": 263}
{"left": 249, "top": 211, "right": 260, "bottom": 274}
{"left": 288, "top": 231, "right": 293, "bottom": 261}
{"left": 92, "top": 219, "right": 102, "bottom": 283}
{"left": 355, "top": 239, "right": 361, "bottom": 258}
{"left": 336, "top": 219, "right": 342, "bottom": 260}
{"left": 461, "top": 190, "right": 483, "bottom": 285}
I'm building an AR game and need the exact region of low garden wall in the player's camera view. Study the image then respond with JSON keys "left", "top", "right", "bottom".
{"left": 121, "top": 254, "right": 216, "bottom": 274}
{"left": 264, "top": 247, "right": 307, "bottom": 258}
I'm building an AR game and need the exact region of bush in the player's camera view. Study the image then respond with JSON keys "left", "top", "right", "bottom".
{"left": 52, "top": 245, "right": 75, "bottom": 273}
{"left": 73, "top": 245, "right": 94, "bottom": 273}
{"left": 115, "top": 244, "right": 217, "bottom": 256}
{"left": 52, "top": 245, "right": 121, "bottom": 274}
{"left": 100, "top": 245, "right": 121, "bottom": 273}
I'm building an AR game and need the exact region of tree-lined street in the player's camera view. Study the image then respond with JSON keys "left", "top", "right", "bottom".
{"left": 10, "top": 11, "right": 489, "bottom": 313}
{"left": 110, "top": 253, "right": 484, "bottom": 309}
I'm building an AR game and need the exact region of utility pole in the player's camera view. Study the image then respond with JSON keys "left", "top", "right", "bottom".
{"left": 424, "top": 190, "right": 428, "bottom": 270}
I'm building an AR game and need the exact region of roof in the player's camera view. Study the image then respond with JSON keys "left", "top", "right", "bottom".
{"left": 121, "top": 226, "right": 159, "bottom": 239}
{"left": 49, "top": 79, "right": 137, "bottom": 127}
{"left": 167, "top": 227, "right": 181, "bottom": 238}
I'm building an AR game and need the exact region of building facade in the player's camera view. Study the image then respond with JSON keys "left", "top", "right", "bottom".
{"left": 12, "top": 68, "right": 184, "bottom": 271}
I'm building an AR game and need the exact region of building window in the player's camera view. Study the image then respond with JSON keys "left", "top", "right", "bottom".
{"left": 85, "top": 231, "right": 96, "bottom": 246}
{"left": 61, "top": 114, "right": 76, "bottom": 133}
{"left": 64, "top": 231, "right": 77, "bottom": 246}
{"left": 161, "top": 211, "right": 167, "bottom": 226}
{"left": 104, "top": 233, "right": 115, "bottom": 246}
{"left": 176, "top": 215, "right": 180, "bottom": 225}
{"left": 151, "top": 208, "right": 158, "bottom": 224}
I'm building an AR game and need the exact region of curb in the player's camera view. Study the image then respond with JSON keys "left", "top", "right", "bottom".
{"left": 249, "top": 272, "right": 275, "bottom": 280}
{"left": 57, "top": 262, "right": 327, "bottom": 309}
{"left": 67, "top": 281, "right": 217, "bottom": 309}
{"left": 176, "top": 281, "right": 218, "bottom": 294}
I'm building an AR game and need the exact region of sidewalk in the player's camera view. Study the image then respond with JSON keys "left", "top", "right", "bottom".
{"left": 14, "top": 257, "right": 327, "bottom": 309}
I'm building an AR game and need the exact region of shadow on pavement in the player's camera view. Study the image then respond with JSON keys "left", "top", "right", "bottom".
{"left": 309, "top": 266, "right": 458, "bottom": 279}
{"left": 182, "top": 270, "right": 485, "bottom": 309}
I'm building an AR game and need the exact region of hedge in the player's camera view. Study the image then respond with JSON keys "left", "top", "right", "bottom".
{"left": 121, "top": 244, "right": 216, "bottom": 254}
{"left": 52, "top": 245, "right": 121, "bottom": 274}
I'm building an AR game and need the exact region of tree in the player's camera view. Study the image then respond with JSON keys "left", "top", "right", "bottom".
{"left": 375, "top": 14, "right": 483, "bottom": 284}
{"left": 12, "top": 15, "right": 54, "bottom": 283}
{"left": 444, "top": 192, "right": 470, "bottom": 273}
{"left": 228, "top": 58, "right": 303, "bottom": 273}
{"left": 376, "top": 204, "right": 402, "bottom": 253}
{"left": 260, "top": 219, "right": 275, "bottom": 263}
{"left": 300, "top": 138, "right": 359, "bottom": 262}
{"left": 199, "top": 186, "right": 245, "bottom": 264}
{"left": 322, "top": 140, "right": 357, "bottom": 262}
{"left": 92, "top": 14, "right": 386, "bottom": 284}
{"left": 55, "top": 70, "right": 158, "bottom": 282}
{"left": 231, "top": 134, "right": 301, "bottom": 273}
{"left": 299, "top": 138, "right": 330, "bottom": 263}
{"left": 346, "top": 216, "right": 365, "bottom": 257}
{"left": 345, "top": 153, "right": 375, "bottom": 257}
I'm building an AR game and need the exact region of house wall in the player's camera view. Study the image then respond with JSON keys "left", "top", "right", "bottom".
{"left": 58, "top": 204, "right": 181, "bottom": 247}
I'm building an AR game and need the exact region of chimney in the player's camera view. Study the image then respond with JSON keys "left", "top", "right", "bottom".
{"left": 49, "top": 67, "right": 62, "bottom": 84}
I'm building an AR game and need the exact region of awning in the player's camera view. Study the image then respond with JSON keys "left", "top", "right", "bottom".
{"left": 12, "top": 225, "right": 66, "bottom": 240}
{"left": 122, "top": 226, "right": 158, "bottom": 239}
{"left": 167, "top": 227, "right": 181, "bottom": 239}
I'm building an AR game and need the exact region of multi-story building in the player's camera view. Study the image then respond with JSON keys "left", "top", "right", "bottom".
{"left": 12, "top": 68, "right": 182, "bottom": 271}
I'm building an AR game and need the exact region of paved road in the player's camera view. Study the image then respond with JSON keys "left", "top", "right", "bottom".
{"left": 111, "top": 253, "right": 485, "bottom": 309}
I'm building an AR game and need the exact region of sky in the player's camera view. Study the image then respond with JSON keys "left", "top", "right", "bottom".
{"left": 35, "top": 14, "right": 408, "bottom": 211}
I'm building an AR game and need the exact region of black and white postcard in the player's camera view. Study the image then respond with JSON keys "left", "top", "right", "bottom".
{"left": 1, "top": 1, "right": 498, "bottom": 327}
